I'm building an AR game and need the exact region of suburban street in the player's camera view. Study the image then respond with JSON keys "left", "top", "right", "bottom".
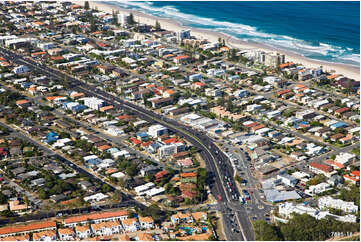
{"left": 0, "top": 46, "right": 256, "bottom": 240}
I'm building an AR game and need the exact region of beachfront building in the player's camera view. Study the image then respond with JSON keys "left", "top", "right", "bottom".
{"left": 177, "top": 29, "right": 191, "bottom": 41}
{"left": 256, "top": 52, "right": 285, "bottom": 68}
{"left": 117, "top": 13, "right": 130, "bottom": 26}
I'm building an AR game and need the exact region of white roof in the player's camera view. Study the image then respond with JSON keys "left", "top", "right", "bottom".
{"left": 135, "top": 182, "right": 155, "bottom": 193}
{"left": 83, "top": 155, "right": 98, "bottom": 161}
{"left": 111, "top": 172, "right": 126, "bottom": 178}
{"left": 145, "top": 187, "right": 165, "bottom": 197}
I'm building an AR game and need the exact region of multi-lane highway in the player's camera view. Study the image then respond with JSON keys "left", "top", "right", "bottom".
{"left": 0, "top": 46, "right": 254, "bottom": 240}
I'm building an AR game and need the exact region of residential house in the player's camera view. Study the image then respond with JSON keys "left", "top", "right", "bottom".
{"left": 191, "top": 212, "right": 207, "bottom": 223}
{"left": 305, "top": 182, "right": 332, "bottom": 196}
{"left": 32, "top": 230, "right": 57, "bottom": 241}
{"left": 75, "top": 225, "right": 91, "bottom": 239}
{"left": 180, "top": 172, "right": 197, "bottom": 183}
{"left": 171, "top": 213, "right": 194, "bottom": 224}
{"left": 57, "top": 228, "right": 75, "bottom": 241}
{"left": 137, "top": 232, "right": 154, "bottom": 241}
{"left": 63, "top": 210, "right": 129, "bottom": 227}
{"left": 344, "top": 170, "right": 360, "bottom": 185}
{"left": 91, "top": 221, "right": 122, "bottom": 237}
{"left": 121, "top": 218, "right": 139, "bottom": 232}
{"left": 318, "top": 196, "right": 358, "bottom": 213}
{"left": 138, "top": 216, "right": 155, "bottom": 230}
{"left": 308, "top": 162, "right": 335, "bottom": 177}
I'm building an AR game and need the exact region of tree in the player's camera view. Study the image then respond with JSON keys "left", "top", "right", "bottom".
{"left": 0, "top": 210, "right": 14, "bottom": 217}
{"left": 102, "top": 184, "right": 111, "bottom": 193}
{"left": 0, "top": 192, "right": 7, "bottom": 204}
{"left": 128, "top": 13, "right": 135, "bottom": 25}
{"left": 112, "top": 10, "right": 118, "bottom": 25}
{"left": 338, "top": 184, "right": 360, "bottom": 207}
{"left": 38, "top": 189, "right": 48, "bottom": 199}
{"left": 278, "top": 213, "right": 359, "bottom": 241}
{"left": 125, "top": 164, "right": 139, "bottom": 177}
{"left": 306, "top": 174, "right": 327, "bottom": 186}
{"left": 90, "top": 15, "right": 97, "bottom": 32}
{"left": 252, "top": 220, "right": 282, "bottom": 241}
{"left": 84, "top": 1, "right": 90, "bottom": 10}
{"left": 155, "top": 20, "right": 161, "bottom": 31}
{"left": 346, "top": 79, "right": 355, "bottom": 93}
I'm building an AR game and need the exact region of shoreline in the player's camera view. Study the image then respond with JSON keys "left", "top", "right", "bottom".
{"left": 74, "top": 1, "right": 360, "bottom": 81}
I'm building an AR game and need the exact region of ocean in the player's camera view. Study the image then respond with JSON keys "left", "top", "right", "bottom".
{"left": 110, "top": 1, "right": 360, "bottom": 66}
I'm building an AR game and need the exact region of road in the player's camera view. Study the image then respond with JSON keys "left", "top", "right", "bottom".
{"left": 0, "top": 120, "right": 148, "bottom": 213}
{"left": 1, "top": 46, "right": 254, "bottom": 240}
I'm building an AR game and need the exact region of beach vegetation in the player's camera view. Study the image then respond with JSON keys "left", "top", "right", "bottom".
{"left": 253, "top": 213, "right": 360, "bottom": 241}
{"left": 128, "top": 13, "right": 135, "bottom": 25}
{"left": 155, "top": 20, "right": 161, "bottom": 31}
{"left": 84, "top": 1, "right": 89, "bottom": 10}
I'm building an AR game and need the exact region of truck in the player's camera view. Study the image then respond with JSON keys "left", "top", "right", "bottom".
{"left": 239, "top": 195, "right": 246, "bottom": 204}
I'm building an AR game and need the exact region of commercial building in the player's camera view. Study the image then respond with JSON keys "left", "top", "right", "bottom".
{"left": 148, "top": 124, "right": 168, "bottom": 138}
{"left": 82, "top": 97, "right": 106, "bottom": 110}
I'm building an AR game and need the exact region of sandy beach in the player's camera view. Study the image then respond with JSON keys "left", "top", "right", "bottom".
{"left": 74, "top": 1, "right": 360, "bottom": 81}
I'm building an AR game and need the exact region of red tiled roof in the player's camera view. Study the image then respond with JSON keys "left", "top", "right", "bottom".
{"left": 174, "top": 55, "right": 189, "bottom": 60}
{"left": 64, "top": 210, "right": 128, "bottom": 224}
{"left": 251, "top": 124, "right": 265, "bottom": 131}
{"left": 323, "top": 159, "right": 344, "bottom": 169}
{"left": 279, "top": 62, "right": 294, "bottom": 69}
{"left": 98, "top": 145, "right": 111, "bottom": 151}
{"left": 16, "top": 99, "right": 29, "bottom": 105}
{"left": 244, "top": 122, "right": 259, "bottom": 128}
{"left": 180, "top": 172, "right": 197, "bottom": 178}
{"left": 97, "top": 42, "right": 108, "bottom": 48}
{"left": 181, "top": 190, "right": 197, "bottom": 199}
{"left": 277, "top": 89, "right": 291, "bottom": 96}
{"left": 31, "top": 51, "right": 46, "bottom": 56}
{"left": 351, "top": 170, "right": 360, "bottom": 178}
{"left": 130, "top": 138, "right": 142, "bottom": 145}
{"left": 155, "top": 170, "right": 169, "bottom": 179}
{"left": 141, "top": 141, "right": 153, "bottom": 147}
{"left": 0, "top": 221, "right": 56, "bottom": 235}
{"left": 344, "top": 174, "right": 360, "bottom": 182}
{"left": 99, "top": 105, "right": 113, "bottom": 112}
{"left": 117, "top": 114, "right": 133, "bottom": 120}
{"left": 50, "top": 56, "right": 64, "bottom": 60}
{"left": 335, "top": 107, "right": 349, "bottom": 114}
{"left": 163, "top": 138, "right": 177, "bottom": 144}
{"left": 193, "top": 81, "right": 205, "bottom": 86}
{"left": 309, "top": 162, "right": 333, "bottom": 173}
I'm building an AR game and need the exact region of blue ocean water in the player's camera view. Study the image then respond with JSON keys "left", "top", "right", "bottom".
{"left": 111, "top": 1, "right": 360, "bottom": 66}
